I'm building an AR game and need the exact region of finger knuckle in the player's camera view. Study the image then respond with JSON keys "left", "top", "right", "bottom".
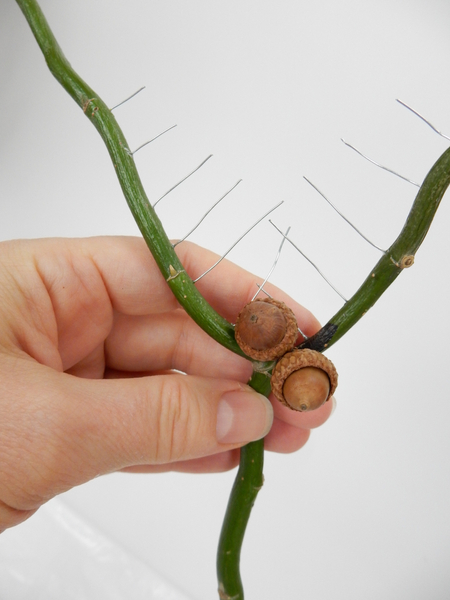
{"left": 152, "top": 376, "right": 199, "bottom": 464}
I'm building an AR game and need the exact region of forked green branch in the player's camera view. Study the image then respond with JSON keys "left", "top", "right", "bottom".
{"left": 15, "top": 1, "right": 450, "bottom": 598}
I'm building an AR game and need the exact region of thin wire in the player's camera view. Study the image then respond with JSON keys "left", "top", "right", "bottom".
{"left": 270, "top": 220, "right": 348, "bottom": 302}
{"left": 396, "top": 99, "right": 450, "bottom": 141}
{"left": 173, "top": 180, "right": 242, "bottom": 247}
{"left": 154, "top": 155, "right": 213, "bottom": 208}
{"left": 255, "top": 284, "right": 273, "bottom": 298}
{"left": 341, "top": 138, "right": 420, "bottom": 187}
{"left": 251, "top": 226, "right": 291, "bottom": 301}
{"left": 125, "top": 124, "right": 177, "bottom": 156}
{"left": 303, "top": 177, "right": 386, "bottom": 253}
{"left": 110, "top": 86, "right": 146, "bottom": 111}
{"left": 193, "top": 201, "right": 284, "bottom": 283}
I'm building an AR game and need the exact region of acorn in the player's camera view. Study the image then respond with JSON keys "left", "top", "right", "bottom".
{"left": 271, "top": 348, "right": 338, "bottom": 412}
{"left": 234, "top": 297, "right": 298, "bottom": 361}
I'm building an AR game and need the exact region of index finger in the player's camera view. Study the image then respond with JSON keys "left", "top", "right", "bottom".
{"left": 176, "top": 240, "right": 321, "bottom": 337}
{"left": 90, "top": 237, "right": 321, "bottom": 337}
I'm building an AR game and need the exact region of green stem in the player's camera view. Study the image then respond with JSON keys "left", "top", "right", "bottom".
{"left": 301, "top": 145, "right": 450, "bottom": 353}
{"left": 217, "top": 441, "right": 264, "bottom": 600}
{"left": 217, "top": 372, "right": 271, "bottom": 600}
{"left": 15, "top": 0, "right": 243, "bottom": 357}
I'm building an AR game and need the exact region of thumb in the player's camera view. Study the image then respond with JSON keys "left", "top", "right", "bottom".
{"left": 0, "top": 360, "right": 272, "bottom": 527}
{"left": 84, "top": 373, "right": 273, "bottom": 469}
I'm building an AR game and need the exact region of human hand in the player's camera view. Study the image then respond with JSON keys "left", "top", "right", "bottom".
{"left": 0, "top": 237, "right": 335, "bottom": 532}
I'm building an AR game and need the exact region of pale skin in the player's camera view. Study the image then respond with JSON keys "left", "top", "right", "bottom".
{"left": 0, "top": 236, "right": 335, "bottom": 532}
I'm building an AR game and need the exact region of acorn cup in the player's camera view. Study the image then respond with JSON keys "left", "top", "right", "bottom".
{"left": 234, "top": 297, "right": 298, "bottom": 361}
{"left": 271, "top": 348, "right": 338, "bottom": 412}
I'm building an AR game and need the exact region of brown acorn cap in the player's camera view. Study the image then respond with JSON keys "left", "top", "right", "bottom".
{"left": 234, "top": 297, "right": 298, "bottom": 361}
{"left": 271, "top": 348, "right": 338, "bottom": 410}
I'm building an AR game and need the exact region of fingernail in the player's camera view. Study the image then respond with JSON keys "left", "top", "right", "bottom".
{"left": 216, "top": 389, "right": 273, "bottom": 444}
{"left": 330, "top": 396, "right": 337, "bottom": 416}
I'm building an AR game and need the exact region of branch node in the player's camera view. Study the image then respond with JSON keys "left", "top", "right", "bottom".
{"left": 167, "top": 265, "right": 185, "bottom": 281}
{"left": 391, "top": 255, "right": 415, "bottom": 269}
{"left": 82, "top": 97, "right": 96, "bottom": 113}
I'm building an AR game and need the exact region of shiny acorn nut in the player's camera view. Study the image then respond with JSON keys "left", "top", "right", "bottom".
{"left": 271, "top": 348, "right": 338, "bottom": 412}
{"left": 234, "top": 298, "right": 298, "bottom": 361}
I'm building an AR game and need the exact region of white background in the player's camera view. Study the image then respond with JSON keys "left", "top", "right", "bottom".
{"left": 1, "top": 0, "right": 450, "bottom": 599}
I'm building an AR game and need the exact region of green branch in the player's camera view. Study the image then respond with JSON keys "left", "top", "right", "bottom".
{"left": 217, "top": 440, "right": 264, "bottom": 600}
{"left": 216, "top": 371, "right": 271, "bottom": 600}
{"left": 15, "top": 0, "right": 243, "bottom": 357}
{"left": 301, "top": 145, "right": 450, "bottom": 353}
